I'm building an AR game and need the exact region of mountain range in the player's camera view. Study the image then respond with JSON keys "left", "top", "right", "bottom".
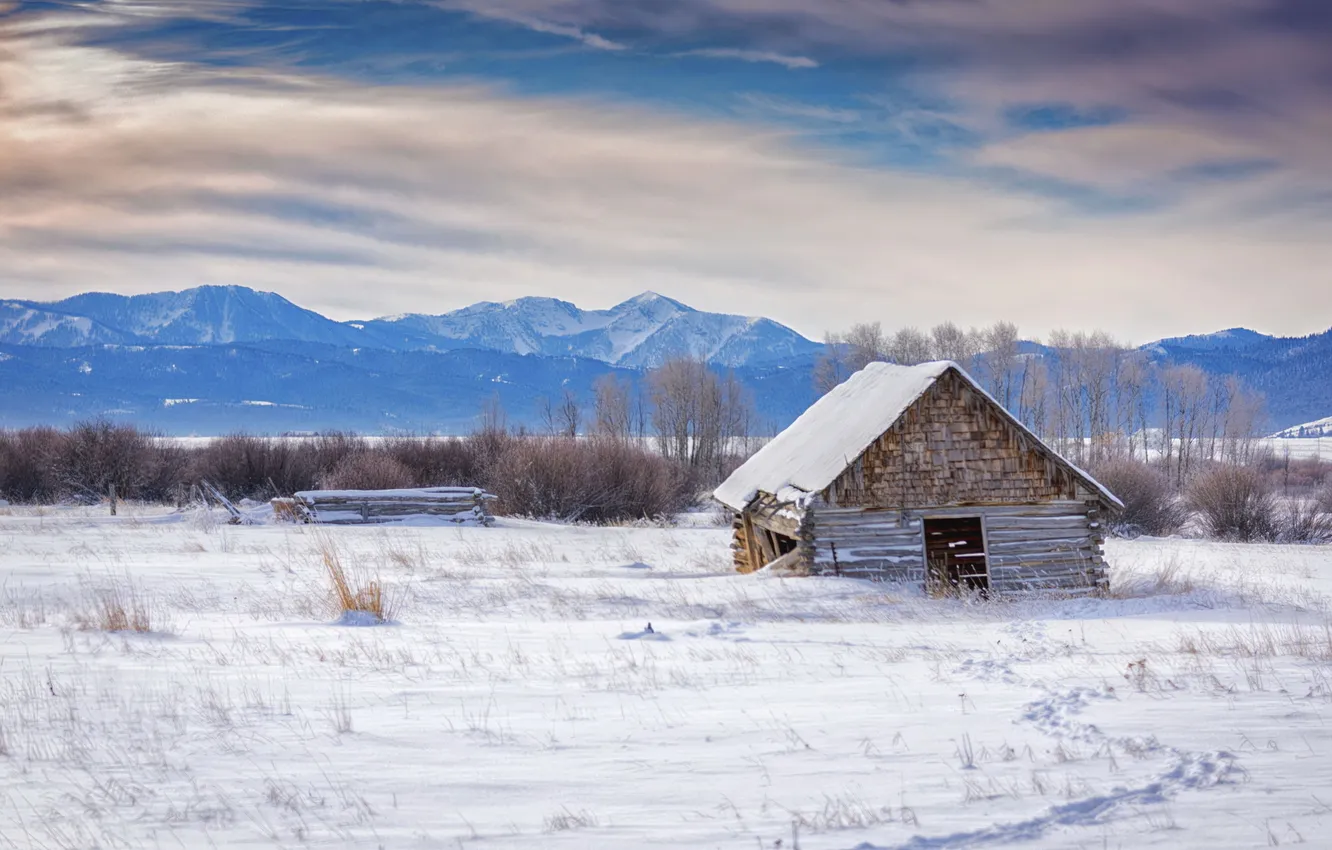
{"left": 0, "top": 285, "right": 1329, "bottom": 435}
{"left": 0, "top": 286, "right": 817, "bottom": 369}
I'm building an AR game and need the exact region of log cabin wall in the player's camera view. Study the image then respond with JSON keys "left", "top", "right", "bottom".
{"left": 805, "top": 501, "right": 1106, "bottom": 594}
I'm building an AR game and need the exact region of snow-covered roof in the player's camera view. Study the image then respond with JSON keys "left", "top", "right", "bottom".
{"left": 713, "top": 360, "right": 1121, "bottom": 512}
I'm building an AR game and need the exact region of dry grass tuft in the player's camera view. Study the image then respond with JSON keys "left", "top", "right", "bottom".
{"left": 77, "top": 577, "right": 155, "bottom": 633}
{"left": 1106, "top": 556, "right": 1196, "bottom": 599}
{"left": 316, "top": 534, "right": 397, "bottom": 624}
{"left": 542, "top": 807, "right": 598, "bottom": 833}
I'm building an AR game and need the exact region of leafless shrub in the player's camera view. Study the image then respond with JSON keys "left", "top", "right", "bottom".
{"left": 488, "top": 436, "right": 689, "bottom": 523}
{"left": 1188, "top": 464, "right": 1281, "bottom": 542}
{"left": 0, "top": 426, "right": 63, "bottom": 502}
{"left": 192, "top": 433, "right": 320, "bottom": 499}
{"left": 1277, "top": 500, "right": 1332, "bottom": 544}
{"left": 319, "top": 451, "right": 414, "bottom": 491}
{"left": 382, "top": 435, "right": 480, "bottom": 486}
{"left": 55, "top": 418, "right": 157, "bottom": 502}
{"left": 1091, "top": 459, "right": 1186, "bottom": 537}
{"left": 2, "top": 423, "right": 693, "bottom": 524}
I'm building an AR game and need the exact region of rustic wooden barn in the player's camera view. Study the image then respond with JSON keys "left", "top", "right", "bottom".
{"left": 713, "top": 361, "right": 1122, "bottom": 595}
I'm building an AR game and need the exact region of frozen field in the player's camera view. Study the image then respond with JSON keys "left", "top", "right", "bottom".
{"left": 1, "top": 507, "right": 1331, "bottom": 849}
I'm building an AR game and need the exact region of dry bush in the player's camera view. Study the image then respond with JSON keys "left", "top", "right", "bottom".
{"left": 316, "top": 535, "right": 396, "bottom": 624}
{"left": 382, "top": 435, "right": 481, "bottom": 487}
{"left": 192, "top": 433, "right": 321, "bottom": 500}
{"left": 0, "top": 426, "right": 63, "bottom": 502}
{"left": 76, "top": 578, "right": 154, "bottom": 633}
{"left": 1091, "top": 459, "right": 1186, "bottom": 537}
{"left": 487, "top": 436, "right": 689, "bottom": 522}
{"left": 1277, "top": 499, "right": 1332, "bottom": 544}
{"left": 1318, "top": 484, "right": 1332, "bottom": 515}
{"left": 55, "top": 418, "right": 158, "bottom": 502}
{"left": 1188, "top": 464, "right": 1281, "bottom": 542}
{"left": 307, "top": 431, "right": 365, "bottom": 477}
{"left": 319, "top": 451, "right": 414, "bottom": 491}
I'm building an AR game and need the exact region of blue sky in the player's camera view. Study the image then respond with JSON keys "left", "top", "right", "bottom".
{"left": 1, "top": 0, "right": 1329, "bottom": 341}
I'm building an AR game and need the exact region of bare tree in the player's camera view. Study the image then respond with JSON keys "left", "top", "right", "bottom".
{"left": 648, "top": 358, "right": 755, "bottom": 480}
{"left": 478, "top": 393, "right": 507, "bottom": 435}
{"left": 1115, "top": 352, "right": 1150, "bottom": 461}
{"left": 846, "top": 322, "right": 888, "bottom": 370}
{"left": 1161, "top": 363, "right": 1209, "bottom": 486}
{"left": 556, "top": 388, "right": 580, "bottom": 438}
{"left": 887, "top": 327, "right": 932, "bottom": 366}
{"left": 593, "top": 374, "right": 633, "bottom": 441}
{"left": 1017, "top": 356, "right": 1049, "bottom": 437}
{"left": 814, "top": 331, "right": 852, "bottom": 395}
{"left": 930, "top": 322, "right": 980, "bottom": 369}
{"left": 981, "top": 321, "right": 1021, "bottom": 411}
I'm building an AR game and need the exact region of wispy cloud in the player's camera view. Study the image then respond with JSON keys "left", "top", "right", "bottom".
{"left": 491, "top": 13, "right": 626, "bottom": 50}
{"left": 675, "top": 48, "right": 816, "bottom": 69}
{"left": 428, "top": 0, "right": 1332, "bottom": 201}
{"left": 0, "top": 2, "right": 1328, "bottom": 341}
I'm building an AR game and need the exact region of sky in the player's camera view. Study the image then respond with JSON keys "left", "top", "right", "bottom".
{"left": 1, "top": 0, "right": 1330, "bottom": 344}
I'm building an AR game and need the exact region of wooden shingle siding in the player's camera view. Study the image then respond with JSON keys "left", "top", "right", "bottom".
{"left": 827, "top": 370, "right": 1081, "bottom": 510}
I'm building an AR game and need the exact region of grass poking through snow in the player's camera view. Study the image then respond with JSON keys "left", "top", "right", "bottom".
{"left": 316, "top": 533, "right": 398, "bottom": 625}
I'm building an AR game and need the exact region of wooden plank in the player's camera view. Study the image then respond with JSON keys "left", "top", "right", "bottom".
{"left": 750, "top": 510, "right": 802, "bottom": 539}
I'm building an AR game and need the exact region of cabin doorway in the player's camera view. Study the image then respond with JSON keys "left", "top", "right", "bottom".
{"left": 923, "top": 517, "right": 989, "bottom": 596}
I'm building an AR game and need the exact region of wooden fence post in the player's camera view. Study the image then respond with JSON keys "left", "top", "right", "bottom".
{"left": 108, "top": 483, "right": 118, "bottom": 516}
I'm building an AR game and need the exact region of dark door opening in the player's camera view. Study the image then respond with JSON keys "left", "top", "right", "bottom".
{"left": 923, "top": 517, "right": 989, "bottom": 596}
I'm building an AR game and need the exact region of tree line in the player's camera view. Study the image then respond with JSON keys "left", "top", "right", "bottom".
{"left": 816, "top": 320, "right": 1269, "bottom": 487}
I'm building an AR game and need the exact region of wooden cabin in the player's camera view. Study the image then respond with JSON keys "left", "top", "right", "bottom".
{"left": 713, "top": 361, "right": 1122, "bottom": 596}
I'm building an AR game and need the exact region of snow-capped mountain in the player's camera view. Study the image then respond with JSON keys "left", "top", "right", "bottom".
{"left": 61, "top": 285, "right": 370, "bottom": 347}
{"left": 0, "top": 301, "right": 134, "bottom": 347}
{"left": 357, "top": 291, "right": 821, "bottom": 368}
{"left": 5, "top": 286, "right": 365, "bottom": 348}
{"left": 3, "top": 286, "right": 819, "bottom": 368}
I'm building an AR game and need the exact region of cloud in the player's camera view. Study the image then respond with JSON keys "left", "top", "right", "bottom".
{"left": 674, "top": 48, "right": 816, "bottom": 69}
{"left": 0, "top": 4, "right": 1329, "bottom": 343}
{"left": 488, "top": 13, "right": 626, "bottom": 50}
{"left": 428, "top": 1, "right": 1332, "bottom": 199}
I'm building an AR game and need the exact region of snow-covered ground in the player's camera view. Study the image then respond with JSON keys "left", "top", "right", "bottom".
{"left": 2, "top": 506, "right": 1330, "bottom": 849}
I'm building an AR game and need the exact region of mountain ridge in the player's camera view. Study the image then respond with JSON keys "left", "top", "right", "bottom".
{"left": 2, "top": 285, "right": 819, "bottom": 369}
{"left": 2, "top": 285, "right": 1329, "bottom": 435}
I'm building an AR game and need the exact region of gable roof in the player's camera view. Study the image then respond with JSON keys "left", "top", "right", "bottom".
{"left": 713, "top": 360, "right": 1121, "bottom": 512}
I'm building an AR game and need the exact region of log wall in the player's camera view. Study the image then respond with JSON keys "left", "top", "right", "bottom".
{"left": 806, "top": 501, "right": 1107, "bottom": 594}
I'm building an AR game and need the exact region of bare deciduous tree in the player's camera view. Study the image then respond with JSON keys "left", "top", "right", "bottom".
{"left": 592, "top": 374, "right": 634, "bottom": 441}
{"left": 888, "top": 327, "right": 932, "bottom": 366}
{"left": 648, "top": 358, "right": 754, "bottom": 480}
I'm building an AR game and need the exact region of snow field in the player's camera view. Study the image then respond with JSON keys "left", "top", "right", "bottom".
{"left": 1, "top": 508, "right": 1330, "bottom": 849}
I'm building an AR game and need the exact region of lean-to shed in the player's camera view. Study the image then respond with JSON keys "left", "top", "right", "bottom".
{"left": 714, "top": 361, "right": 1122, "bottom": 595}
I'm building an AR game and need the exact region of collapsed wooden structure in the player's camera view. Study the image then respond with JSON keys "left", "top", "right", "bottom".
{"left": 280, "top": 487, "right": 496, "bottom": 526}
{"left": 714, "top": 361, "right": 1122, "bottom": 595}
